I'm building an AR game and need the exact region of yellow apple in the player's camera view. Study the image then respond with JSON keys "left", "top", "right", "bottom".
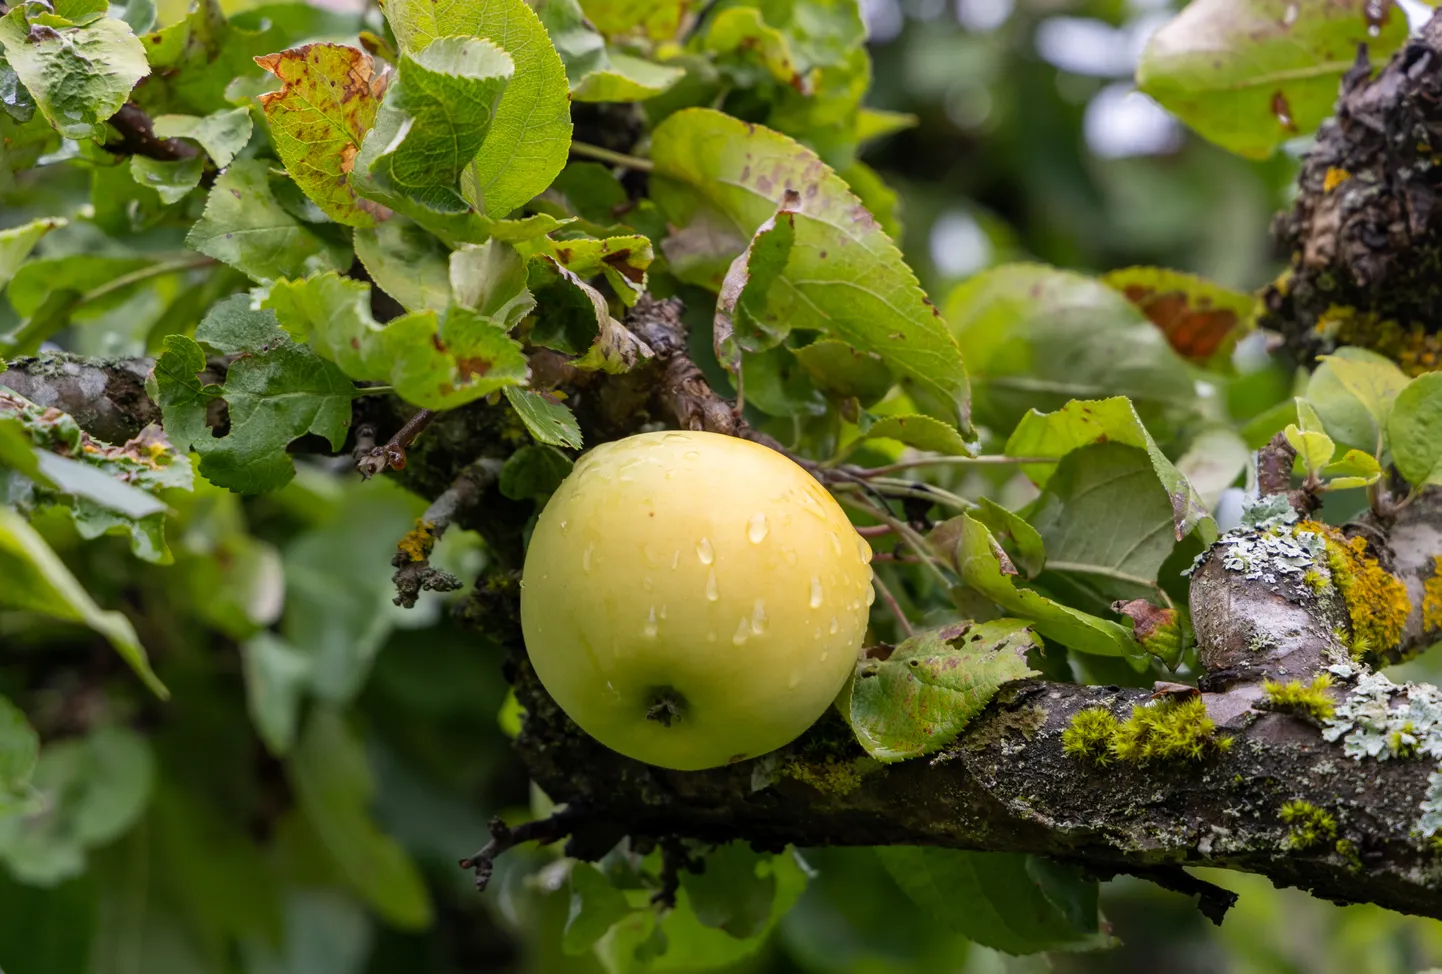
{"left": 519, "top": 430, "right": 874, "bottom": 770}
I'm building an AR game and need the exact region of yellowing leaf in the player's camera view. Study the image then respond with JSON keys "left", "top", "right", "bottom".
{"left": 1283, "top": 423, "right": 1335, "bottom": 475}
{"left": 255, "top": 43, "right": 388, "bottom": 227}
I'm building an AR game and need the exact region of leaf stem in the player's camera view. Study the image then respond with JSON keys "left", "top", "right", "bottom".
{"left": 0, "top": 255, "right": 216, "bottom": 357}
{"left": 872, "top": 570, "right": 915, "bottom": 638}
{"left": 569, "top": 141, "right": 655, "bottom": 172}
{"left": 857, "top": 455, "right": 1051, "bottom": 478}
{"left": 837, "top": 494, "right": 953, "bottom": 593}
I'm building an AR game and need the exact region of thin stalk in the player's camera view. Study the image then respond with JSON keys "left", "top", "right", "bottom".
{"left": 857, "top": 455, "right": 1051, "bottom": 478}
{"left": 569, "top": 142, "right": 654, "bottom": 172}
{"left": 872, "top": 570, "right": 914, "bottom": 638}
{"left": 837, "top": 494, "right": 952, "bottom": 593}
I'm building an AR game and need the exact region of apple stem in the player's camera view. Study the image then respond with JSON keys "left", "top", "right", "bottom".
{"left": 645, "top": 687, "right": 688, "bottom": 727}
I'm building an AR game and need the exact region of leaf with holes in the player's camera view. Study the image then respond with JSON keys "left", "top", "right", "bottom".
{"left": 528, "top": 256, "right": 653, "bottom": 372}
{"left": 255, "top": 43, "right": 388, "bottom": 226}
{"left": 150, "top": 295, "right": 357, "bottom": 494}
{"left": 714, "top": 193, "right": 798, "bottom": 371}
{"left": 842, "top": 620, "right": 1038, "bottom": 762}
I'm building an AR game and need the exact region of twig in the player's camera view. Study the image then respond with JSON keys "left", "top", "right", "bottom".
{"left": 871, "top": 571, "right": 914, "bottom": 637}
{"left": 855, "top": 524, "right": 893, "bottom": 538}
{"left": 855, "top": 455, "right": 1050, "bottom": 477}
{"left": 103, "top": 103, "right": 201, "bottom": 161}
{"left": 392, "top": 459, "right": 501, "bottom": 608}
{"left": 356, "top": 408, "right": 439, "bottom": 479}
{"left": 651, "top": 837, "right": 702, "bottom": 909}
{"left": 1117, "top": 866, "right": 1239, "bottom": 926}
{"left": 837, "top": 494, "right": 953, "bottom": 593}
{"left": 459, "top": 808, "right": 585, "bottom": 892}
{"left": 570, "top": 141, "right": 654, "bottom": 172}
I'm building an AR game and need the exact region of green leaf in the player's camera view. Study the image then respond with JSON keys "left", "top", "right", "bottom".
{"left": 353, "top": 217, "right": 453, "bottom": 313}
{"left": 966, "top": 496, "right": 1045, "bottom": 579}
{"left": 1005, "top": 397, "right": 1216, "bottom": 545}
{"left": 956, "top": 513, "right": 1141, "bottom": 661}
{"left": 1321, "top": 448, "right": 1381, "bottom": 490}
{"left": 945, "top": 264, "right": 1195, "bottom": 438}
{"left": 356, "top": 36, "right": 514, "bottom": 213}
{"left": 875, "top": 847, "right": 1110, "bottom": 954}
{"left": 0, "top": 694, "right": 38, "bottom": 817}
{"left": 265, "top": 272, "right": 530, "bottom": 409}
{"left": 1024, "top": 443, "right": 1184, "bottom": 617}
{"left": 6, "top": 254, "right": 150, "bottom": 317}
{"left": 0, "top": 505, "right": 167, "bottom": 696}
{"left": 1101, "top": 265, "right": 1256, "bottom": 365}
{"left": 255, "top": 43, "right": 388, "bottom": 227}
{"left": 381, "top": 0, "right": 573, "bottom": 218}
{"left": 150, "top": 295, "right": 357, "bottom": 493}
{"left": 151, "top": 106, "right": 254, "bottom": 166}
{"left": 1388, "top": 372, "right": 1442, "bottom": 488}
{"left": 504, "top": 386, "right": 584, "bottom": 449}
{"left": 842, "top": 620, "right": 1038, "bottom": 762}
{"left": 790, "top": 338, "right": 892, "bottom": 406}
{"left": 703, "top": 6, "right": 804, "bottom": 90}
{"left": 528, "top": 256, "right": 653, "bottom": 372}
{"left": 682, "top": 842, "right": 777, "bottom": 939}
{"left": 0, "top": 725, "right": 155, "bottom": 886}
{"left": 128, "top": 154, "right": 205, "bottom": 204}
{"left": 241, "top": 631, "right": 313, "bottom": 756}
{"left": 1284, "top": 422, "right": 1335, "bottom": 476}
{"left": 450, "top": 238, "right": 536, "bottom": 324}
{"left": 565, "top": 863, "right": 635, "bottom": 955}
{"left": 650, "top": 108, "right": 970, "bottom": 430}
{"left": 188, "top": 160, "right": 352, "bottom": 284}
{"left": 574, "top": 51, "right": 684, "bottom": 101}
{"left": 1317, "top": 351, "right": 1409, "bottom": 433}
{"left": 0, "top": 217, "right": 65, "bottom": 290}
{"left": 1137, "top": 0, "right": 1406, "bottom": 160}
{"left": 857, "top": 414, "right": 971, "bottom": 456}
{"left": 0, "top": 6, "right": 149, "bottom": 141}
{"left": 741, "top": 342, "right": 825, "bottom": 418}
{"left": 714, "top": 192, "right": 798, "bottom": 371}
{"left": 498, "top": 444, "right": 573, "bottom": 500}
{"left": 578, "top": 0, "right": 685, "bottom": 37}
{"left": 839, "top": 160, "right": 900, "bottom": 239}
{"left": 289, "top": 707, "right": 433, "bottom": 929}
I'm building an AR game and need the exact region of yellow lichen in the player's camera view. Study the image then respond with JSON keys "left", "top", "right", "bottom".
{"left": 1297, "top": 521, "right": 1409, "bottom": 659}
{"left": 1424, "top": 556, "right": 1442, "bottom": 636}
{"left": 1262, "top": 673, "right": 1335, "bottom": 722}
{"left": 396, "top": 518, "right": 436, "bottom": 563}
{"left": 1323, "top": 167, "right": 1351, "bottom": 192}
{"left": 1327, "top": 313, "right": 1442, "bottom": 376}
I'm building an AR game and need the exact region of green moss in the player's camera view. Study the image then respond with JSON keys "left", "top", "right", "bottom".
{"left": 1335, "top": 838, "right": 1362, "bottom": 870}
{"left": 1064, "top": 698, "right": 1231, "bottom": 765}
{"left": 1302, "top": 568, "right": 1329, "bottom": 595}
{"left": 1062, "top": 708, "right": 1119, "bottom": 765}
{"left": 1110, "top": 697, "right": 1232, "bottom": 763}
{"left": 1262, "top": 674, "right": 1335, "bottom": 722}
{"left": 1281, "top": 800, "right": 1337, "bottom": 850}
{"left": 780, "top": 756, "right": 865, "bottom": 795}
{"left": 1298, "top": 521, "right": 1410, "bottom": 659}
{"left": 1424, "top": 556, "right": 1442, "bottom": 636}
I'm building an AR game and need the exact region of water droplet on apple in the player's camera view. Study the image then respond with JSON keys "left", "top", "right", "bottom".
{"left": 810, "top": 577, "right": 823, "bottom": 608}
{"left": 683, "top": 451, "right": 700, "bottom": 461}
{"left": 559, "top": 519, "right": 569, "bottom": 531}
{"left": 664, "top": 432, "right": 691, "bottom": 443}
{"left": 671, "top": 549, "right": 680, "bottom": 569}
{"left": 706, "top": 569, "right": 719, "bottom": 601}
{"left": 751, "top": 598, "right": 768, "bottom": 634}
{"left": 819, "top": 651, "right": 829, "bottom": 662}
{"left": 857, "top": 537, "right": 873, "bottom": 564}
{"left": 643, "top": 576, "right": 654, "bottom": 591}
{"left": 583, "top": 544, "right": 594, "bottom": 572}
{"left": 783, "top": 546, "right": 798, "bottom": 565}
{"left": 865, "top": 585, "right": 876, "bottom": 607}
{"left": 733, "top": 618, "right": 750, "bottom": 645}
{"left": 787, "top": 670, "right": 801, "bottom": 689}
{"left": 696, "top": 537, "right": 714, "bottom": 564}
{"left": 747, "top": 513, "right": 769, "bottom": 543}
{"left": 830, "top": 616, "right": 839, "bottom": 634}
{"left": 830, "top": 532, "right": 842, "bottom": 555}
{"left": 642, "top": 542, "right": 664, "bottom": 566}
{"left": 643, "top": 607, "right": 659, "bottom": 638}
{"left": 659, "top": 605, "right": 667, "bottom": 619}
